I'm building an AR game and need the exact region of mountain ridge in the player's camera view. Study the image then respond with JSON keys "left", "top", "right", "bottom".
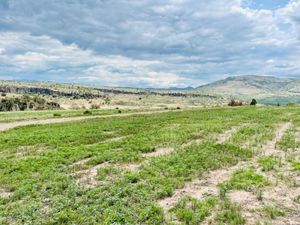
{"left": 196, "top": 75, "right": 300, "bottom": 105}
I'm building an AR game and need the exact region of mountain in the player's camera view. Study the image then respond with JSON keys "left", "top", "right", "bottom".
{"left": 145, "top": 86, "right": 194, "bottom": 91}
{"left": 196, "top": 75, "right": 300, "bottom": 105}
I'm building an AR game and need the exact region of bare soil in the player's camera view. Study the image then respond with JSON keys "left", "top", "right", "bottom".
{"left": 158, "top": 122, "right": 297, "bottom": 225}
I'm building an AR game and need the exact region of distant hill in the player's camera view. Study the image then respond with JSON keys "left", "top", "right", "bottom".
{"left": 146, "top": 86, "right": 194, "bottom": 91}
{"left": 196, "top": 75, "right": 300, "bottom": 105}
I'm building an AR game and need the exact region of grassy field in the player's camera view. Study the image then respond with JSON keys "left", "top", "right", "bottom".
{"left": 0, "top": 106, "right": 299, "bottom": 224}
{"left": 0, "top": 108, "right": 152, "bottom": 123}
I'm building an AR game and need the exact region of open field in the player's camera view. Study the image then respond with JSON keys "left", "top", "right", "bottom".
{"left": 0, "top": 108, "right": 164, "bottom": 123}
{"left": 0, "top": 106, "right": 299, "bottom": 224}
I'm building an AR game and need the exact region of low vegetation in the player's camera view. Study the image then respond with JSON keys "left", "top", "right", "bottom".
{"left": 215, "top": 198, "right": 245, "bottom": 225}
{"left": 258, "top": 156, "right": 280, "bottom": 171}
{"left": 0, "top": 94, "right": 60, "bottom": 111}
{"left": 0, "top": 106, "right": 299, "bottom": 224}
{"left": 169, "top": 196, "right": 217, "bottom": 224}
{"left": 219, "top": 169, "right": 269, "bottom": 197}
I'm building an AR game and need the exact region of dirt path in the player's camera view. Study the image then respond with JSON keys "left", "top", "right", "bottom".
{"left": 0, "top": 109, "right": 179, "bottom": 132}
{"left": 216, "top": 125, "right": 244, "bottom": 144}
{"left": 158, "top": 122, "right": 293, "bottom": 224}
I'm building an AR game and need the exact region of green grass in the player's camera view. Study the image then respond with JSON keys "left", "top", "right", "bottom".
{"left": 215, "top": 198, "right": 245, "bottom": 225}
{"left": 258, "top": 156, "right": 280, "bottom": 171}
{"left": 0, "top": 108, "right": 142, "bottom": 122}
{"left": 220, "top": 169, "right": 269, "bottom": 197}
{"left": 169, "top": 196, "right": 217, "bottom": 224}
{"left": 0, "top": 106, "right": 298, "bottom": 224}
{"left": 292, "top": 162, "right": 300, "bottom": 172}
{"left": 278, "top": 128, "right": 297, "bottom": 151}
{"left": 263, "top": 205, "right": 285, "bottom": 219}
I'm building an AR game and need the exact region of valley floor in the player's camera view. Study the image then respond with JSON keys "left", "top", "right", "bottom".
{"left": 0, "top": 106, "right": 299, "bottom": 224}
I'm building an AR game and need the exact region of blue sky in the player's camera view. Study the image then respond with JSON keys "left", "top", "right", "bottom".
{"left": 0, "top": 0, "right": 300, "bottom": 88}
{"left": 246, "top": 0, "right": 290, "bottom": 9}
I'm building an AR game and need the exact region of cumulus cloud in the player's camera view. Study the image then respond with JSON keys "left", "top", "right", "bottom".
{"left": 0, "top": 0, "right": 300, "bottom": 87}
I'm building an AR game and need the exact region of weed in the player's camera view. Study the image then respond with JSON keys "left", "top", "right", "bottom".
{"left": 215, "top": 198, "right": 245, "bottom": 225}
{"left": 292, "top": 161, "right": 300, "bottom": 171}
{"left": 220, "top": 169, "right": 269, "bottom": 195}
{"left": 258, "top": 156, "right": 279, "bottom": 171}
{"left": 263, "top": 205, "right": 285, "bottom": 219}
{"left": 169, "top": 196, "right": 217, "bottom": 224}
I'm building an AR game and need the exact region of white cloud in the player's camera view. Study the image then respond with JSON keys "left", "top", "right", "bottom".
{"left": 0, "top": 32, "right": 191, "bottom": 87}
{"left": 0, "top": 0, "right": 300, "bottom": 87}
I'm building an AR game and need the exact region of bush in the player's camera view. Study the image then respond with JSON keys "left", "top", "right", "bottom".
{"left": 53, "top": 113, "right": 61, "bottom": 117}
{"left": 250, "top": 99, "right": 257, "bottom": 106}
{"left": 83, "top": 110, "right": 92, "bottom": 115}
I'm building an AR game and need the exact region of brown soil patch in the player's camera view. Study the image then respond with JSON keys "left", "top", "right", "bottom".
{"left": 263, "top": 122, "right": 292, "bottom": 156}
{"left": 103, "top": 136, "right": 129, "bottom": 143}
{"left": 158, "top": 122, "right": 294, "bottom": 224}
{"left": 181, "top": 138, "right": 203, "bottom": 148}
{"left": 295, "top": 131, "right": 300, "bottom": 143}
{"left": 158, "top": 169, "right": 230, "bottom": 212}
{"left": 142, "top": 147, "right": 175, "bottom": 158}
{"left": 72, "top": 158, "right": 91, "bottom": 167}
{"left": 228, "top": 190, "right": 263, "bottom": 224}
{"left": 118, "top": 163, "right": 140, "bottom": 171}
{"left": 263, "top": 184, "right": 300, "bottom": 210}
{"left": 217, "top": 126, "right": 242, "bottom": 144}
{"left": 0, "top": 187, "right": 12, "bottom": 198}
{"left": 74, "top": 162, "right": 109, "bottom": 188}
{"left": 15, "top": 145, "right": 50, "bottom": 158}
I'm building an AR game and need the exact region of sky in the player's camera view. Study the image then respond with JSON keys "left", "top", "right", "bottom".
{"left": 0, "top": 0, "right": 300, "bottom": 88}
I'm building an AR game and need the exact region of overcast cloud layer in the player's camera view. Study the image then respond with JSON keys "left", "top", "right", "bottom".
{"left": 0, "top": 0, "right": 300, "bottom": 88}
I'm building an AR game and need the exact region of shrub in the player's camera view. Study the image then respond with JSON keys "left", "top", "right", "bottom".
{"left": 53, "top": 113, "right": 61, "bottom": 117}
{"left": 250, "top": 99, "right": 257, "bottom": 106}
{"left": 83, "top": 110, "right": 92, "bottom": 115}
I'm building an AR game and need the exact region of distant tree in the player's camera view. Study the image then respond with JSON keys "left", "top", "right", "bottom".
{"left": 250, "top": 99, "right": 257, "bottom": 106}
{"left": 277, "top": 103, "right": 280, "bottom": 107}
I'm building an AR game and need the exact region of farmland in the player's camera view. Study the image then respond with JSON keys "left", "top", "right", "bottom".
{"left": 0, "top": 106, "right": 299, "bottom": 224}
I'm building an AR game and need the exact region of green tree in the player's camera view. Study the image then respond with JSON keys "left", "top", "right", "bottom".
{"left": 250, "top": 99, "right": 257, "bottom": 106}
